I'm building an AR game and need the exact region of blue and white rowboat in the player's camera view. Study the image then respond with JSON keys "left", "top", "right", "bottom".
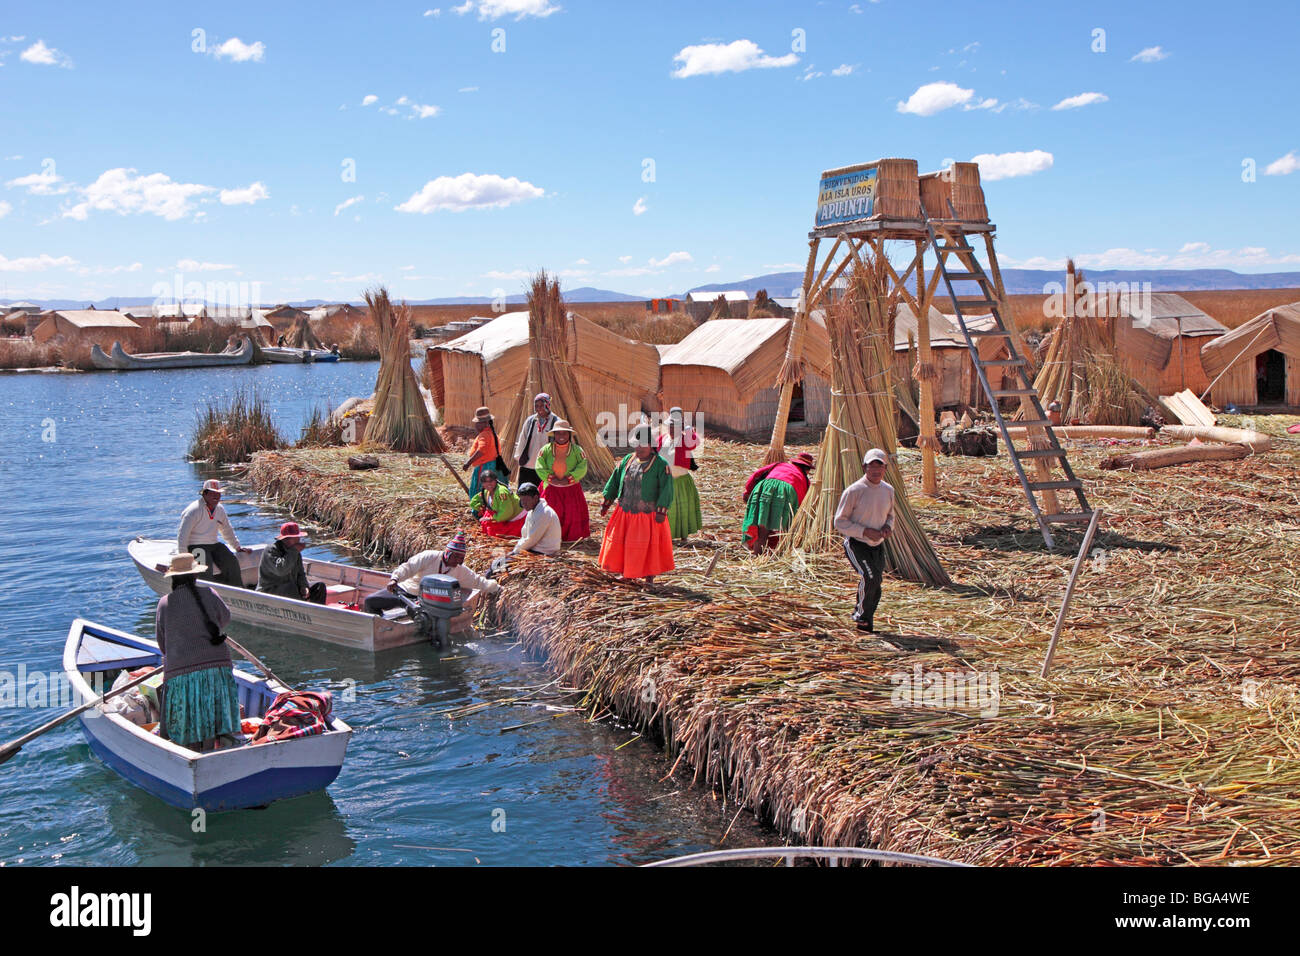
{"left": 63, "top": 618, "right": 352, "bottom": 811}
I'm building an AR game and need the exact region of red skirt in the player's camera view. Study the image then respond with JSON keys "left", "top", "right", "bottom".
{"left": 542, "top": 480, "right": 591, "bottom": 541}
{"left": 480, "top": 512, "right": 526, "bottom": 538}
{"left": 598, "top": 505, "right": 674, "bottom": 579}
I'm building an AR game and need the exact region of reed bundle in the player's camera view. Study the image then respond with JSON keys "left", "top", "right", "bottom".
{"left": 1029, "top": 264, "right": 1162, "bottom": 426}
{"left": 749, "top": 289, "right": 779, "bottom": 318}
{"left": 781, "top": 255, "right": 950, "bottom": 586}
{"left": 707, "top": 295, "right": 733, "bottom": 321}
{"left": 504, "top": 272, "right": 616, "bottom": 483}
{"left": 284, "top": 315, "right": 325, "bottom": 351}
{"left": 365, "top": 286, "right": 444, "bottom": 454}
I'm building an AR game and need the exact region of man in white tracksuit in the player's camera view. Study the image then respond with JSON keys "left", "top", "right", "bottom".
{"left": 833, "top": 448, "right": 895, "bottom": 633}
{"left": 177, "top": 479, "right": 251, "bottom": 587}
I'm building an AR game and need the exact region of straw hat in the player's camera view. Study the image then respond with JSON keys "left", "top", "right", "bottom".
{"left": 163, "top": 552, "right": 208, "bottom": 577}
{"left": 473, "top": 406, "right": 493, "bottom": 424}
{"left": 548, "top": 419, "right": 574, "bottom": 437}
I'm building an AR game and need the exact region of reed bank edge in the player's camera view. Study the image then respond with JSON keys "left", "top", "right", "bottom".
{"left": 49, "top": 887, "right": 151, "bottom": 936}
{"left": 1122, "top": 892, "right": 1252, "bottom": 907}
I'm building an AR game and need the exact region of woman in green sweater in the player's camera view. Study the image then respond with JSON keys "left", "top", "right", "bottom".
{"left": 598, "top": 426, "right": 674, "bottom": 582}
{"left": 536, "top": 420, "right": 591, "bottom": 542}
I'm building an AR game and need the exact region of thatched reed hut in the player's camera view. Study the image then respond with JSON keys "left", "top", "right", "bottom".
{"left": 659, "top": 316, "right": 832, "bottom": 437}
{"left": 684, "top": 290, "right": 748, "bottom": 322}
{"left": 1112, "top": 292, "right": 1226, "bottom": 396}
{"left": 428, "top": 310, "right": 661, "bottom": 428}
{"left": 891, "top": 304, "right": 982, "bottom": 409}
{"left": 31, "top": 309, "right": 141, "bottom": 347}
{"left": 1201, "top": 303, "right": 1300, "bottom": 407}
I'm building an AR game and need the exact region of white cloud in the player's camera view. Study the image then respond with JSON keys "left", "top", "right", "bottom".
{"left": 672, "top": 39, "right": 799, "bottom": 78}
{"left": 410, "top": 103, "right": 440, "bottom": 119}
{"left": 575, "top": 258, "right": 589, "bottom": 265}
{"left": 219, "top": 181, "right": 269, "bottom": 205}
{"left": 0, "top": 200, "right": 8, "bottom": 218}
{"left": 63, "top": 168, "right": 215, "bottom": 221}
{"left": 1179, "top": 242, "right": 1211, "bottom": 254}
{"left": 424, "top": 8, "right": 441, "bottom": 15}
{"left": 459, "top": 86, "right": 478, "bottom": 93}
{"left": 1130, "top": 46, "right": 1168, "bottom": 63}
{"left": 1051, "top": 92, "right": 1108, "bottom": 111}
{"left": 969, "top": 149, "right": 1054, "bottom": 180}
{"left": 334, "top": 195, "right": 364, "bottom": 216}
{"left": 20, "top": 40, "right": 72, "bottom": 68}
{"left": 362, "top": 94, "right": 378, "bottom": 106}
{"left": 618, "top": 255, "right": 632, "bottom": 264}
{"left": 964, "top": 97, "right": 1001, "bottom": 112}
{"left": 704, "top": 264, "right": 721, "bottom": 273}
{"left": 175, "top": 259, "right": 235, "bottom": 272}
{"left": 802, "top": 65, "right": 824, "bottom": 82}
{"left": 483, "top": 269, "right": 531, "bottom": 280}
{"left": 831, "top": 64, "right": 855, "bottom": 77}
{"left": 212, "top": 38, "right": 265, "bottom": 63}
{"left": 897, "top": 81, "right": 974, "bottom": 116}
{"left": 1004, "top": 244, "right": 1300, "bottom": 271}
{"left": 632, "top": 197, "right": 647, "bottom": 215}
{"left": 6, "top": 168, "right": 70, "bottom": 195}
{"left": 396, "top": 173, "right": 544, "bottom": 213}
{"left": 1265, "top": 152, "right": 1300, "bottom": 176}
{"left": 0, "top": 253, "right": 77, "bottom": 272}
{"left": 457, "top": 0, "right": 560, "bottom": 19}
{"left": 650, "top": 251, "right": 692, "bottom": 268}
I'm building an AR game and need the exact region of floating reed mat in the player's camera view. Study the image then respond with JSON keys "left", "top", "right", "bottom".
{"left": 782, "top": 255, "right": 950, "bottom": 586}
{"left": 365, "top": 286, "right": 444, "bottom": 454}
{"left": 247, "top": 426, "right": 1300, "bottom": 864}
{"left": 503, "top": 271, "right": 616, "bottom": 483}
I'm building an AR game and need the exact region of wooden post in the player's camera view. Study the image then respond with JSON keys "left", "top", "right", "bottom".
{"left": 1041, "top": 509, "right": 1103, "bottom": 678}
{"left": 766, "top": 239, "right": 820, "bottom": 464}
{"left": 913, "top": 238, "right": 938, "bottom": 495}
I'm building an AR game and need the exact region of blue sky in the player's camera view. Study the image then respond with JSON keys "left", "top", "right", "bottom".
{"left": 1, "top": 0, "right": 1297, "bottom": 304}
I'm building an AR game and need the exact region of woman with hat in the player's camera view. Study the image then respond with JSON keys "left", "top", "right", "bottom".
{"left": 741, "top": 451, "right": 816, "bottom": 554}
{"left": 656, "top": 407, "right": 702, "bottom": 542}
{"left": 154, "top": 552, "right": 240, "bottom": 751}
{"left": 598, "top": 426, "right": 674, "bottom": 583}
{"left": 469, "top": 468, "right": 526, "bottom": 538}
{"left": 462, "top": 406, "right": 504, "bottom": 502}
{"left": 535, "top": 419, "right": 591, "bottom": 542}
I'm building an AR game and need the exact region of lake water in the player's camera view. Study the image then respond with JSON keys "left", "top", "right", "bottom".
{"left": 0, "top": 362, "right": 767, "bottom": 866}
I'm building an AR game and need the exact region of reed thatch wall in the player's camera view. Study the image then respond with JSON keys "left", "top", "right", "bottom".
{"left": 1202, "top": 303, "right": 1300, "bottom": 406}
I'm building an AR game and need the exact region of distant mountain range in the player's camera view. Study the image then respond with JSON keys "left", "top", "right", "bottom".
{"left": 5, "top": 270, "right": 1298, "bottom": 313}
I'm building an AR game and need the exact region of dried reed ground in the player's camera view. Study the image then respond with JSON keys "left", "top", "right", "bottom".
{"left": 247, "top": 413, "right": 1300, "bottom": 865}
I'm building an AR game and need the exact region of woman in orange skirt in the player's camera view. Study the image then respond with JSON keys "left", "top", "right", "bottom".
{"left": 598, "top": 426, "right": 674, "bottom": 583}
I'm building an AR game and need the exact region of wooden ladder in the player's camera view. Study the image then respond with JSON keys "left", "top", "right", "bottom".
{"left": 924, "top": 216, "right": 1093, "bottom": 549}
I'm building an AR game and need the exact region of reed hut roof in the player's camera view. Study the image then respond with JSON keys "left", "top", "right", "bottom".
{"left": 891, "top": 303, "right": 969, "bottom": 350}
{"left": 1114, "top": 292, "right": 1227, "bottom": 370}
{"left": 1200, "top": 303, "right": 1300, "bottom": 379}
{"left": 45, "top": 309, "right": 140, "bottom": 329}
{"left": 659, "top": 315, "right": 831, "bottom": 402}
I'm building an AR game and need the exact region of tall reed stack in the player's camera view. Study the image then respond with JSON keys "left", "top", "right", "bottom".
{"left": 781, "top": 255, "right": 949, "bottom": 586}
{"left": 504, "top": 272, "right": 616, "bottom": 483}
{"left": 365, "top": 286, "right": 444, "bottom": 453}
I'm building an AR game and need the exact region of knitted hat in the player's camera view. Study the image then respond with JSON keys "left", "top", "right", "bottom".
{"left": 445, "top": 531, "right": 469, "bottom": 555}
{"left": 791, "top": 452, "right": 815, "bottom": 468}
{"left": 534, "top": 392, "right": 551, "bottom": 404}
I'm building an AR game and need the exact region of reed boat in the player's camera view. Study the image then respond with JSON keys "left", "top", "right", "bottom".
{"left": 64, "top": 618, "right": 351, "bottom": 811}
{"left": 91, "top": 337, "right": 255, "bottom": 370}
{"left": 128, "top": 537, "right": 476, "bottom": 653}
{"left": 262, "top": 346, "right": 341, "bottom": 364}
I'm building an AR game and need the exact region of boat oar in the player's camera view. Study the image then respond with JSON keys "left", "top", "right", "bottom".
{"left": 224, "top": 636, "right": 293, "bottom": 691}
{"left": 0, "top": 667, "right": 158, "bottom": 767}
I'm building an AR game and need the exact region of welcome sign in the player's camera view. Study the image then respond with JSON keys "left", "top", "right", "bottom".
{"left": 815, "top": 166, "right": 878, "bottom": 228}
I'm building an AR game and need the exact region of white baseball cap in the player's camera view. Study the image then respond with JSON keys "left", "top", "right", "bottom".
{"left": 201, "top": 479, "right": 225, "bottom": 493}
{"left": 863, "top": 448, "right": 888, "bottom": 466}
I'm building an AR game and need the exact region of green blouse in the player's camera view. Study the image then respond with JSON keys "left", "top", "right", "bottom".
{"left": 470, "top": 485, "right": 522, "bottom": 522}
{"left": 536, "top": 441, "right": 590, "bottom": 483}
{"left": 602, "top": 452, "right": 674, "bottom": 511}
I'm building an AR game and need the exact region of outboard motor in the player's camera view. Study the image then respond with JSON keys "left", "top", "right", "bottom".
{"left": 416, "top": 573, "right": 465, "bottom": 648}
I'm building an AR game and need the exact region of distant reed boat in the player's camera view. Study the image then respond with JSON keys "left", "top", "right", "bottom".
{"left": 90, "top": 337, "right": 255, "bottom": 370}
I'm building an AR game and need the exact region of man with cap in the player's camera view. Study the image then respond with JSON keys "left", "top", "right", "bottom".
{"left": 834, "top": 448, "right": 896, "bottom": 633}
{"left": 740, "top": 452, "right": 816, "bottom": 554}
{"left": 462, "top": 406, "right": 504, "bottom": 502}
{"left": 362, "top": 531, "right": 500, "bottom": 615}
{"left": 257, "top": 522, "right": 326, "bottom": 604}
{"left": 512, "top": 393, "right": 559, "bottom": 488}
{"left": 177, "top": 479, "right": 251, "bottom": 588}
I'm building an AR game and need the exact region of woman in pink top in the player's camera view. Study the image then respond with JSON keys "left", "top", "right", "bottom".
{"left": 740, "top": 451, "right": 815, "bottom": 553}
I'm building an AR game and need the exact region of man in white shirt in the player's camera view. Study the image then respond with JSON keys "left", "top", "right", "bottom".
{"left": 833, "top": 448, "right": 896, "bottom": 633}
{"left": 177, "top": 479, "right": 252, "bottom": 588}
{"left": 362, "top": 531, "right": 500, "bottom": 615}
{"left": 512, "top": 393, "right": 559, "bottom": 488}
{"left": 490, "top": 483, "right": 561, "bottom": 576}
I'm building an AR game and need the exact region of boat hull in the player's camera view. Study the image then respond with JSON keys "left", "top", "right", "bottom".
{"left": 105, "top": 338, "right": 255, "bottom": 370}
{"left": 65, "top": 619, "right": 351, "bottom": 811}
{"left": 128, "top": 538, "right": 449, "bottom": 653}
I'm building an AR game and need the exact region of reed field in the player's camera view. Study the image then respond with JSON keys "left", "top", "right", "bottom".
{"left": 246, "top": 412, "right": 1300, "bottom": 864}
{"left": 189, "top": 388, "right": 287, "bottom": 463}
